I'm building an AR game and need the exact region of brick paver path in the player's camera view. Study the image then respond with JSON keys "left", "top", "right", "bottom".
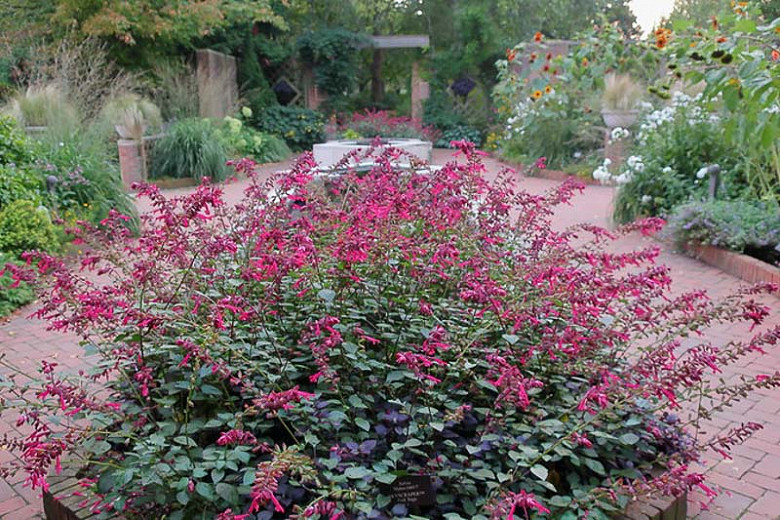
{"left": 0, "top": 150, "right": 777, "bottom": 519}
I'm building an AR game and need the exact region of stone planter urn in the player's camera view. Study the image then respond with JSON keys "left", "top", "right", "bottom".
{"left": 601, "top": 109, "right": 639, "bottom": 128}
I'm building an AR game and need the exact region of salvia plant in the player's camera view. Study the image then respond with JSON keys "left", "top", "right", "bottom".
{"left": 0, "top": 144, "right": 777, "bottom": 520}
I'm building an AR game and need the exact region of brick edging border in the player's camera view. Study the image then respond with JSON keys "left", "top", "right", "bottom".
{"left": 618, "top": 493, "right": 687, "bottom": 520}
{"left": 527, "top": 167, "right": 602, "bottom": 185}
{"left": 495, "top": 158, "right": 602, "bottom": 185}
{"left": 683, "top": 243, "right": 780, "bottom": 287}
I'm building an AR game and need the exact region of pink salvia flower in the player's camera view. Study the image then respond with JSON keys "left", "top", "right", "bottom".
{"left": 217, "top": 429, "right": 258, "bottom": 446}
{"left": 504, "top": 490, "right": 551, "bottom": 518}
{"left": 253, "top": 386, "right": 316, "bottom": 414}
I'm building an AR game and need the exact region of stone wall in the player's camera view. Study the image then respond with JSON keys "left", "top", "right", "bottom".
{"left": 197, "top": 49, "right": 239, "bottom": 119}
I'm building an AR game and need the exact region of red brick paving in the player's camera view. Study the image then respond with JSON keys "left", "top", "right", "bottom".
{"left": 0, "top": 150, "right": 778, "bottom": 519}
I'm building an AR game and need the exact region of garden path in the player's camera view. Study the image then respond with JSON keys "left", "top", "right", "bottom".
{"left": 0, "top": 150, "right": 777, "bottom": 519}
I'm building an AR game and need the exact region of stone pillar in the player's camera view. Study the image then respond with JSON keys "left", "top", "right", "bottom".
{"left": 118, "top": 140, "right": 145, "bottom": 190}
{"left": 604, "top": 129, "right": 626, "bottom": 170}
{"left": 197, "top": 49, "right": 238, "bottom": 119}
{"left": 411, "top": 61, "right": 429, "bottom": 121}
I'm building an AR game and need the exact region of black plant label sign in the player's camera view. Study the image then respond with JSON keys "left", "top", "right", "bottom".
{"left": 381, "top": 475, "right": 436, "bottom": 506}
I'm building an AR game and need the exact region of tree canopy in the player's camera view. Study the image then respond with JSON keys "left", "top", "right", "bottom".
{"left": 51, "top": 0, "right": 285, "bottom": 46}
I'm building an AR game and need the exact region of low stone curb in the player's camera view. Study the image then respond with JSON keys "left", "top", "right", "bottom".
{"left": 495, "top": 158, "right": 602, "bottom": 186}
{"left": 617, "top": 493, "right": 687, "bottom": 520}
{"left": 526, "top": 167, "right": 602, "bottom": 185}
{"left": 43, "top": 473, "right": 122, "bottom": 520}
{"left": 683, "top": 243, "right": 780, "bottom": 287}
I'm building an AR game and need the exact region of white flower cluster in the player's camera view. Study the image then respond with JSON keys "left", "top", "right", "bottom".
{"left": 505, "top": 99, "right": 534, "bottom": 137}
{"left": 764, "top": 104, "right": 780, "bottom": 115}
{"left": 610, "top": 127, "right": 630, "bottom": 142}
{"left": 592, "top": 155, "right": 645, "bottom": 185}
{"left": 636, "top": 92, "right": 717, "bottom": 144}
{"left": 592, "top": 158, "right": 612, "bottom": 182}
{"left": 671, "top": 90, "right": 699, "bottom": 108}
{"left": 504, "top": 89, "right": 560, "bottom": 139}
{"left": 626, "top": 155, "right": 645, "bottom": 173}
{"left": 638, "top": 101, "right": 654, "bottom": 112}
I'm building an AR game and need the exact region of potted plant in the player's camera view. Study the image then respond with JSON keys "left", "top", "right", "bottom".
{"left": 98, "top": 93, "right": 162, "bottom": 140}
{"left": 601, "top": 73, "right": 642, "bottom": 128}
{"left": 3, "top": 84, "right": 79, "bottom": 135}
{"left": 98, "top": 94, "right": 162, "bottom": 184}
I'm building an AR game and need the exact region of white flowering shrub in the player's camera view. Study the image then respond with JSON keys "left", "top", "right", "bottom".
{"left": 602, "top": 92, "right": 749, "bottom": 224}
{"left": 502, "top": 88, "right": 602, "bottom": 168}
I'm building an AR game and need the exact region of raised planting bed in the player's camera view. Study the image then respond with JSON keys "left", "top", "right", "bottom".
{"left": 618, "top": 493, "right": 687, "bottom": 520}
{"left": 313, "top": 138, "right": 432, "bottom": 169}
{"left": 43, "top": 468, "right": 685, "bottom": 520}
{"left": 683, "top": 243, "right": 780, "bottom": 287}
{"left": 44, "top": 472, "right": 123, "bottom": 520}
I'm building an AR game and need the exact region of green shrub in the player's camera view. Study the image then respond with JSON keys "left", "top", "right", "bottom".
{"left": 216, "top": 113, "right": 291, "bottom": 164}
{"left": 33, "top": 134, "right": 138, "bottom": 231}
{"left": 0, "top": 164, "right": 43, "bottom": 210}
{"left": 254, "top": 132, "right": 293, "bottom": 163}
{"left": 609, "top": 93, "right": 746, "bottom": 224}
{"left": 423, "top": 88, "right": 467, "bottom": 135}
{"left": 251, "top": 105, "right": 324, "bottom": 151}
{"left": 236, "top": 30, "right": 283, "bottom": 115}
{"left": 0, "top": 115, "right": 32, "bottom": 165}
{"left": 436, "top": 124, "right": 484, "bottom": 148}
{"left": 297, "top": 29, "right": 368, "bottom": 97}
{"left": 0, "top": 252, "right": 35, "bottom": 317}
{"left": 150, "top": 118, "right": 229, "bottom": 181}
{"left": 500, "top": 88, "right": 602, "bottom": 169}
{"left": 667, "top": 199, "right": 780, "bottom": 265}
{"left": 0, "top": 117, "right": 43, "bottom": 211}
{"left": 0, "top": 200, "right": 59, "bottom": 255}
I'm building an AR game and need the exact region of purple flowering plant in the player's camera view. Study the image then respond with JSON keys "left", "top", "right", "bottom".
{"left": 0, "top": 143, "right": 777, "bottom": 519}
